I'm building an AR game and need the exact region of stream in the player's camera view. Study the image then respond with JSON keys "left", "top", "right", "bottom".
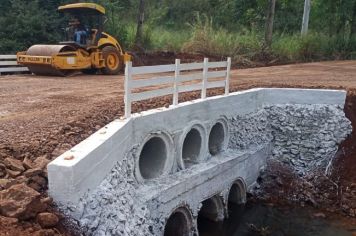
{"left": 198, "top": 202, "right": 355, "bottom": 236}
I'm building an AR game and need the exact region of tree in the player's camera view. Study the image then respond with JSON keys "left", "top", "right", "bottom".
{"left": 265, "top": 0, "right": 276, "bottom": 47}
{"left": 135, "top": 0, "right": 145, "bottom": 48}
{"left": 352, "top": 1, "right": 356, "bottom": 35}
{"left": 0, "top": 0, "right": 61, "bottom": 53}
{"left": 98, "top": 0, "right": 130, "bottom": 46}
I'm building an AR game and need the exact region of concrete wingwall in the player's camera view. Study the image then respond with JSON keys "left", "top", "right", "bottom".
{"left": 48, "top": 88, "right": 347, "bottom": 206}
{"left": 47, "top": 88, "right": 352, "bottom": 235}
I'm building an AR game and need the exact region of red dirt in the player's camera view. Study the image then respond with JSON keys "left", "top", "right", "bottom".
{"left": 0, "top": 60, "right": 356, "bottom": 235}
{"left": 335, "top": 91, "right": 356, "bottom": 184}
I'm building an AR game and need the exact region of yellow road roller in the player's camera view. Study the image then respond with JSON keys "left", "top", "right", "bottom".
{"left": 17, "top": 3, "right": 131, "bottom": 76}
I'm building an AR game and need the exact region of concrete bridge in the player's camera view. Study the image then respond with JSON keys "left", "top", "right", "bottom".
{"left": 48, "top": 88, "right": 350, "bottom": 235}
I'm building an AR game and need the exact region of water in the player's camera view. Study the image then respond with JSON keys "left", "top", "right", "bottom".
{"left": 198, "top": 202, "right": 354, "bottom": 236}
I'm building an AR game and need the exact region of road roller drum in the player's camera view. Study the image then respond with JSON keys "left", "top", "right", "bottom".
{"left": 24, "top": 45, "right": 77, "bottom": 76}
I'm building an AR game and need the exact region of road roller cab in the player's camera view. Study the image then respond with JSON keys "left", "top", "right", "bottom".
{"left": 17, "top": 3, "right": 131, "bottom": 76}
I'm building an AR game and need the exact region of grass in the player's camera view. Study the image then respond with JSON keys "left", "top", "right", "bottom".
{"left": 272, "top": 32, "right": 356, "bottom": 62}
{"left": 122, "top": 23, "right": 189, "bottom": 52}
{"left": 181, "top": 19, "right": 262, "bottom": 58}
{"left": 150, "top": 28, "right": 190, "bottom": 52}
{"left": 116, "top": 16, "right": 356, "bottom": 64}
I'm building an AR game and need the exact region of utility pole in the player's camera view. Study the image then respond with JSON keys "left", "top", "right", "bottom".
{"left": 301, "top": 0, "right": 311, "bottom": 35}
{"left": 265, "top": 0, "right": 276, "bottom": 47}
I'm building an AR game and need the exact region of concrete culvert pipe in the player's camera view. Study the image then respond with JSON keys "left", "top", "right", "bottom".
{"left": 208, "top": 122, "right": 226, "bottom": 155}
{"left": 227, "top": 179, "right": 246, "bottom": 218}
{"left": 138, "top": 136, "right": 168, "bottom": 180}
{"left": 228, "top": 180, "right": 246, "bottom": 205}
{"left": 198, "top": 196, "right": 225, "bottom": 222}
{"left": 164, "top": 208, "right": 193, "bottom": 236}
{"left": 182, "top": 128, "right": 202, "bottom": 168}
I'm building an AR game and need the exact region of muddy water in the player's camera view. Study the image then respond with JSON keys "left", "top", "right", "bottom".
{"left": 198, "top": 202, "right": 354, "bottom": 236}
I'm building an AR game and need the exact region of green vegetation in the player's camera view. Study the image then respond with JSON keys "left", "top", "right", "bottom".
{"left": 0, "top": 0, "right": 355, "bottom": 64}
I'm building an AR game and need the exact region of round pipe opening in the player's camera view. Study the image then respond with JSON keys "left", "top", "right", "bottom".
{"left": 227, "top": 180, "right": 246, "bottom": 218}
{"left": 164, "top": 208, "right": 192, "bottom": 236}
{"left": 139, "top": 136, "right": 168, "bottom": 180}
{"left": 198, "top": 196, "right": 224, "bottom": 222}
{"left": 197, "top": 196, "right": 225, "bottom": 234}
{"left": 208, "top": 122, "right": 225, "bottom": 155}
{"left": 182, "top": 128, "right": 202, "bottom": 168}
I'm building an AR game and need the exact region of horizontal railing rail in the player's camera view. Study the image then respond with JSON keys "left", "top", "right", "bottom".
{"left": 0, "top": 55, "right": 29, "bottom": 75}
{"left": 124, "top": 57, "right": 231, "bottom": 118}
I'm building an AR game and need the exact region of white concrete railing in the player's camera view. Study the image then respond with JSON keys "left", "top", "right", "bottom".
{"left": 0, "top": 55, "right": 29, "bottom": 75}
{"left": 124, "top": 57, "right": 232, "bottom": 118}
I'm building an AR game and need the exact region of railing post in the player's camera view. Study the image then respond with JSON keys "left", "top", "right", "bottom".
{"left": 225, "top": 57, "right": 231, "bottom": 95}
{"left": 173, "top": 59, "right": 180, "bottom": 106}
{"left": 202, "top": 58, "right": 208, "bottom": 99}
{"left": 124, "top": 61, "right": 132, "bottom": 118}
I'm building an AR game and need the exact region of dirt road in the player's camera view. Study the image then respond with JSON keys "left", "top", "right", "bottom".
{"left": 0, "top": 60, "right": 355, "bottom": 235}
{"left": 1, "top": 60, "right": 355, "bottom": 160}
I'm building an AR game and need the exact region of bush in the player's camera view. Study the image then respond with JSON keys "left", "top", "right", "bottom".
{"left": 272, "top": 32, "right": 356, "bottom": 62}
{"left": 182, "top": 14, "right": 262, "bottom": 60}
{"left": 150, "top": 28, "right": 189, "bottom": 52}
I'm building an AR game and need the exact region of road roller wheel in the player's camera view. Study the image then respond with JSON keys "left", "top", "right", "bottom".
{"left": 101, "top": 46, "right": 121, "bottom": 75}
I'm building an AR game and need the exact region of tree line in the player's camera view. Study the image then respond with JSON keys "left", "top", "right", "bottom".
{"left": 0, "top": 0, "right": 355, "bottom": 60}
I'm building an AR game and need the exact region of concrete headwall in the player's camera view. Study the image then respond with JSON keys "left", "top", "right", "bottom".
{"left": 47, "top": 88, "right": 351, "bottom": 235}
{"left": 48, "top": 88, "right": 347, "bottom": 205}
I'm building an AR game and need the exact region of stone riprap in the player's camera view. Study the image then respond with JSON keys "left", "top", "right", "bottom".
{"left": 75, "top": 106, "right": 350, "bottom": 235}
{"left": 229, "top": 104, "right": 351, "bottom": 175}
{"left": 75, "top": 155, "right": 155, "bottom": 236}
{"left": 47, "top": 88, "right": 351, "bottom": 235}
{"left": 266, "top": 104, "right": 351, "bottom": 175}
{"left": 228, "top": 109, "right": 272, "bottom": 150}
{"left": 74, "top": 142, "right": 269, "bottom": 235}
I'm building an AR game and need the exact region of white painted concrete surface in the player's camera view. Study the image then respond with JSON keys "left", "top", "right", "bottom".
{"left": 48, "top": 88, "right": 347, "bottom": 205}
